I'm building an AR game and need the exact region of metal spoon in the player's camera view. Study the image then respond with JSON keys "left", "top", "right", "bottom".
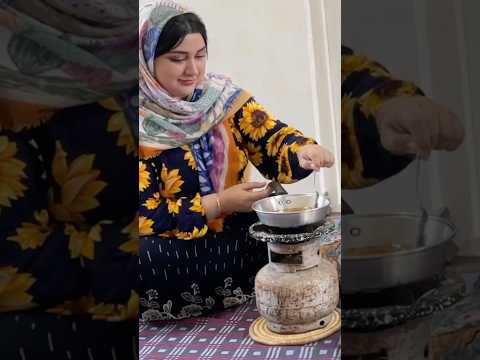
{"left": 313, "top": 169, "right": 331, "bottom": 210}
{"left": 313, "top": 170, "right": 320, "bottom": 205}
{"left": 268, "top": 181, "right": 288, "bottom": 196}
{"left": 416, "top": 157, "right": 428, "bottom": 247}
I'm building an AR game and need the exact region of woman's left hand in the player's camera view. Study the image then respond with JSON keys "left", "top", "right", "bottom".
{"left": 297, "top": 144, "right": 334, "bottom": 170}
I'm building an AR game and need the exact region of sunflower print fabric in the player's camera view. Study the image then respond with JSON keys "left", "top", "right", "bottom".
{"left": 0, "top": 97, "right": 138, "bottom": 320}
{"left": 139, "top": 97, "right": 314, "bottom": 240}
{"left": 341, "top": 46, "right": 423, "bottom": 189}
{"left": 139, "top": 95, "right": 315, "bottom": 321}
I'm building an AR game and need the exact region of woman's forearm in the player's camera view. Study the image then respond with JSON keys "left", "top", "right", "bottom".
{"left": 201, "top": 193, "right": 222, "bottom": 221}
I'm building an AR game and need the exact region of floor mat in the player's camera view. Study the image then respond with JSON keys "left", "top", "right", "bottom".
{"left": 139, "top": 299, "right": 341, "bottom": 360}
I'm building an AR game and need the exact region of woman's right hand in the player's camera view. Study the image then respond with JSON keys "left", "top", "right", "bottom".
{"left": 218, "top": 182, "right": 272, "bottom": 214}
{"left": 376, "top": 96, "right": 465, "bottom": 158}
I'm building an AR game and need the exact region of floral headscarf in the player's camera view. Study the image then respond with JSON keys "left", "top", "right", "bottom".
{"left": 139, "top": 0, "right": 243, "bottom": 151}
{"left": 0, "top": 0, "right": 137, "bottom": 108}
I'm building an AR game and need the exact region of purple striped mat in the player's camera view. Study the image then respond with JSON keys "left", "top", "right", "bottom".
{"left": 140, "top": 299, "right": 340, "bottom": 360}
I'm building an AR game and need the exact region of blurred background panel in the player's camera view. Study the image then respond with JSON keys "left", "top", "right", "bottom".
{"left": 342, "top": 1, "right": 480, "bottom": 358}
{"left": 343, "top": 0, "right": 479, "bottom": 255}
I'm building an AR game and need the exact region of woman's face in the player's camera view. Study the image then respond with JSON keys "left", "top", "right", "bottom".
{"left": 154, "top": 33, "right": 207, "bottom": 99}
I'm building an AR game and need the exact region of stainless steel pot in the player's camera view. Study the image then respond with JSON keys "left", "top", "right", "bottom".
{"left": 252, "top": 193, "right": 330, "bottom": 228}
{"left": 342, "top": 213, "right": 457, "bottom": 293}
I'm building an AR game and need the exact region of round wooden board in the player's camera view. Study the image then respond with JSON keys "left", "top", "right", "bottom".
{"left": 249, "top": 309, "right": 341, "bottom": 346}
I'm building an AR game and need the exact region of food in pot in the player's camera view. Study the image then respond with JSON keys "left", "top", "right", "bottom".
{"left": 276, "top": 206, "right": 312, "bottom": 212}
{"left": 344, "top": 243, "right": 409, "bottom": 256}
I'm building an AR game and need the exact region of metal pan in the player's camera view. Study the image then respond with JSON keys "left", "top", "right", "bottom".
{"left": 252, "top": 193, "right": 330, "bottom": 228}
{"left": 342, "top": 213, "right": 457, "bottom": 293}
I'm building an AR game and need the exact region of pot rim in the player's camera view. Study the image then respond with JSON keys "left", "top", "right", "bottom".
{"left": 342, "top": 212, "right": 457, "bottom": 261}
{"left": 252, "top": 193, "right": 330, "bottom": 215}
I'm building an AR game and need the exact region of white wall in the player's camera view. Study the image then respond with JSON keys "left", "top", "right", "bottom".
{"left": 163, "top": 0, "right": 342, "bottom": 210}
{"left": 308, "top": 0, "right": 341, "bottom": 210}
{"left": 450, "top": 0, "right": 480, "bottom": 254}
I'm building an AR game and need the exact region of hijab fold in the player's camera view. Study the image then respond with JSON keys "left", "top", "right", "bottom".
{"left": 0, "top": 0, "right": 137, "bottom": 108}
{"left": 139, "top": 0, "right": 243, "bottom": 151}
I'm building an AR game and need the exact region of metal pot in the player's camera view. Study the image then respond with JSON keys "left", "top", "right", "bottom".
{"left": 252, "top": 193, "right": 330, "bottom": 228}
{"left": 342, "top": 213, "right": 457, "bottom": 293}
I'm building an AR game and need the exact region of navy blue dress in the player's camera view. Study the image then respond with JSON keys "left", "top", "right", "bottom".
{"left": 139, "top": 96, "right": 314, "bottom": 321}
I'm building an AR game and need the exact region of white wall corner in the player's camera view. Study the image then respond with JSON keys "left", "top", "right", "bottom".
{"left": 304, "top": 0, "right": 341, "bottom": 211}
{"left": 453, "top": 0, "right": 480, "bottom": 254}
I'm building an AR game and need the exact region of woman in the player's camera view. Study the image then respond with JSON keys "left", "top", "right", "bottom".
{"left": 138, "top": 0, "right": 334, "bottom": 321}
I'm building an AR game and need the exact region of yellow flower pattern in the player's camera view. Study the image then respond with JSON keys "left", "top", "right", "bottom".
{"left": 88, "top": 290, "right": 139, "bottom": 321}
{"left": 277, "top": 146, "right": 294, "bottom": 184}
{"left": 119, "top": 215, "right": 138, "bottom": 255}
{"left": 47, "top": 291, "right": 139, "bottom": 321}
{"left": 107, "top": 112, "right": 136, "bottom": 155}
{"left": 0, "top": 100, "right": 55, "bottom": 132}
{"left": 139, "top": 216, "right": 154, "bottom": 236}
{"left": 3, "top": 98, "right": 137, "bottom": 319}
{"left": 139, "top": 161, "right": 150, "bottom": 192}
{"left": 341, "top": 95, "right": 365, "bottom": 188}
{"left": 159, "top": 229, "right": 178, "bottom": 238}
{"left": 245, "top": 142, "right": 263, "bottom": 167}
{"left": 167, "top": 198, "right": 182, "bottom": 215}
{"left": 65, "top": 223, "right": 104, "bottom": 261}
{"left": 189, "top": 193, "right": 204, "bottom": 215}
{"left": 160, "top": 166, "right": 184, "bottom": 199}
{"left": 182, "top": 145, "right": 197, "bottom": 170}
{"left": 239, "top": 101, "right": 275, "bottom": 141}
{"left": 143, "top": 192, "right": 161, "bottom": 210}
{"left": 288, "top": 138, "right": 315, "bottom": 154}
{"left": 0, "top": 267, "right": 36, "bottom": 312}
{"left": 341, "top": 54, "right": 388, "bottom": 83}
{"left": 237, "top": 147, "right": 249, "bottom": 170}
{"left": 0, "top": 136, "right": 27, "bottom": 208}
{"left": 7, "top": 210, "right": 51, "bottom": 250}
{"left": 266, "top": 127, "right": 298, "bottom": 156}
{"left": 101, "top": 98, "right": 136, "bottom": 156}
{"left": 229, "top": 118, "right": 243, "bottom": 143}
{"left": 176, "top": 225, "right": 208, "bottom": 240}
{"left": 49, "top": 141, "right": 107, "bottom": 222}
